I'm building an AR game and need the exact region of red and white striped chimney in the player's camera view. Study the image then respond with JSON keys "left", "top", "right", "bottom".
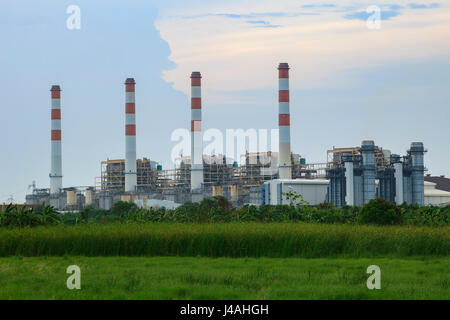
{"left": 50, "top": 85, "right": 63, "bottom": 194}
{"left": 278, "top": 63, "right": 292, "bottom": 179}
{"left": 125, "top": 78, "right": 137, "bottom": 193}
{"left": 190, "top": 71, "right": 203, "bottom": 190}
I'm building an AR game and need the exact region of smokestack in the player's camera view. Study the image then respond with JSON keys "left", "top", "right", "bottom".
{"left": 361, "top": 140, "right": 376, "bottom": 204}
{"left": 50, "top": 85, "right": 62, "bottom": 195}
{"left": 278, "top": 63, "right": 292, "bottom": 179}
{"left": 190, "top": 71, "right": 203, "bottom": 190}
{"left": 410, "top": 142, "right": 425, "bottom": 206}
{"left": 124, "top": 78, "right": 137, "bottom": 193}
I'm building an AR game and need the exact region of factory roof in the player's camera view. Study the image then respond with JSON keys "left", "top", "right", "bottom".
{"left": 424, "top": 175, "right": 450, "bottom": 192}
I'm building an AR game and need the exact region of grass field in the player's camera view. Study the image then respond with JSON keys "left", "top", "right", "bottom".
{"left": 0, "top": 223, "right": 448, "bottom": 258}
{"left": 0, "top": 256, "right": 448, "bottom": 299}
{"left": 1, "top": 223, "right": 447, "bottom": 299}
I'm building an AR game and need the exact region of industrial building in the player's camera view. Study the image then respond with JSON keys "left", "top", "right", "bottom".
{"left": 25, "top": 63, "right": 435, "bottom": 210}
{"left": 325, "top": 140, "right": 426, "bottom": 206}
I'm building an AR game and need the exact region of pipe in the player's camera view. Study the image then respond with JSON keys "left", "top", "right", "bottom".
{"left": 344, "top": 154, "right": 354, "bottom": 206}
{"left": 392, "top": 155, "right": 404, "bottom": 204}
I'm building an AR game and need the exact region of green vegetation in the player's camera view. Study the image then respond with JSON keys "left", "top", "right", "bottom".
{"left": 1, "top": 198, "right": 449, "bottom": 228}
{"left": 359, "top": 198, "right": 403, "bottom": 225}
{"left": 0, "top": 223, "right": 447, "bottom": 258}
{"left": 3, "top": 197, "right": 448, "bottom": 228}
{"left": 1, "top": 198, "right": 447, "bottom": 300}
{"left": 0, "top": 204, "right": 60, "bottom": 227}
{"left": 0, "top": 256, "right": 448, "bottom": 299}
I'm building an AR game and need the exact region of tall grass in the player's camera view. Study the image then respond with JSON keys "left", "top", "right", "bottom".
{"left": 0, "top": 223, "right": 447, "bottom": 258}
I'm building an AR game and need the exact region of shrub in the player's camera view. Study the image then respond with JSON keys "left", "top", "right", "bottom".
{"left": 110, "top": 201, "right": 138, "bottom": 217}
{"left": 359, "top": 198, "right": 403, "bottom": 225}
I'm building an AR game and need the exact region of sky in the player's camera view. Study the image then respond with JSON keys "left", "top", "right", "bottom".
{"left": 0, "top": 0, "right": 449, "bottom": 202}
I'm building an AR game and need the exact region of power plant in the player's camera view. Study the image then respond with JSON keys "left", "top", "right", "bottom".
{"left": 25, "top": 63, "right": 435, "bottom": 210}
{"left": 325, "top": 141, "right": 426, "bottom": 207}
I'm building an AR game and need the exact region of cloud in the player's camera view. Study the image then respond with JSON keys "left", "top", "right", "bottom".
{"left": 408, "top": 3, "right": 440, "bottom": 9}
{"left": 216, "top": 13, "right": 251, "bottom": 19}
{"left": 344, "top": 2, "right": 441, "bottom": 21}
{"left": 156, "top": 0, "right": 450, "bottom": 98}
{"left": 182, "top": 11, "right": 319, "bottom": 20}
{"left": 387, "top": 4, "right": 403, "bottom": 10}
{"left": 344, "top": 9, "right": 401, "bottom": 21}
{"left": 246, "top": 20, "right": 280, "bottom": 28}
{"left": 301, "top": 4, "right": 336, "bottom": 9}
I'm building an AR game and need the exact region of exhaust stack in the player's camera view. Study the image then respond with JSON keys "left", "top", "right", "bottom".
{"left": 124, "top": 78, "right": 137, "bottom": 193}
{"left": 278, "top": 63, "right": 292, "bottom": 179}
{"left": 50, "top": 85, "right": 62, "bottom": 195}
{"left": 410, "top": 142, "right": 425, "bottom": 206}
{"left": 190, "top": 71, "right": 203, "bottom": 190}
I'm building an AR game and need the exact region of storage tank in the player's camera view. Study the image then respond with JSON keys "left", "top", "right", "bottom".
{"left": 85, "top": 189, "right": 94, "bottom": 206}
{"left": 66, "top": 190, "right": 77, "bottom": 207}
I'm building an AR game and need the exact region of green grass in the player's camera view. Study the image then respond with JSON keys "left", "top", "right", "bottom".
{"left": 0, "top": 223, "right": 448, "bottom": 258}
{"left": 0, "top": 256, "right": 448, "bottom": 299}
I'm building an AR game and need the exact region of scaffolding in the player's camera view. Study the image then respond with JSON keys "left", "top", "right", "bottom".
{"left": 99, "top": 158, "right": 160, "bottom": 192}
{"left": 327, "top": 146, "right": 390, "bottom": 168}
{"left": 97, "top": 153, "right": 328, "bottom": 205}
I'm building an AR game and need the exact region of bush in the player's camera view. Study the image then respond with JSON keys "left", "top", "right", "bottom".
{"left": 359, "top": 198, "right": 403, "bottom": 225}
{"left": 110, "top": 201, "right": 138, "bottom": 217}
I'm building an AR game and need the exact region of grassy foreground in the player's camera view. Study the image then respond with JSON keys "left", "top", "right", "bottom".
{"left": 0, "top": 223, "right": 448, "bottom": 258}
{"left": 0, "top": 256, "right": 448, "bottom": 299}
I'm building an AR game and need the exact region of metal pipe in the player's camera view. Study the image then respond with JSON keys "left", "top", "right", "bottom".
{"left": 344, "top": 154, "right": 354, "bottom": 206}
{"left": 392, "top": 155, "right": 404, "bottom": 204}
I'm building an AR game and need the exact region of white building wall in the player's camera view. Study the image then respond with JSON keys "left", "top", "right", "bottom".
{"left": 265, "top": 179, "right": 329, "bottom": 205}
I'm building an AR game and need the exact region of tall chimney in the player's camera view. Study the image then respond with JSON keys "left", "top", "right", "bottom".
{"left": 50, "top": 85, "right": 62, "bottom": 195}
{"left": 361, "top": 140, "right": 376, "bottom": 204}
{"left": 278, "top": 63, "right": 292, "bottom": 179}
{"left": 410, "top": 142, "right": 425, "bottom": 206}
{"left": 190, "top": 71, "right": 203, "bottom": 190}
{"left": 124, "top": 78, "right": 137, "bottom": 193}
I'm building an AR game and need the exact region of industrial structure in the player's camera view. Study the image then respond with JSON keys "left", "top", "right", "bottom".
{"left": 278, "top": 63, "right": 292, "bottom": 180}
{"left": 124, "top": 78, "right": 137, "bottom": 193}
{"left": 325, "top": 141, "right": 427, "bottom": 206}
{"left": 25, "top": 63, "right": 433, "bottom": 210}
{"left": 49, "top": 85, "right": 63, "bottom": 209}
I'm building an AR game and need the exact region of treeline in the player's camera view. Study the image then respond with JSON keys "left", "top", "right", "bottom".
{"left": 1, "top": 197, "right": 448, "bottom": 228}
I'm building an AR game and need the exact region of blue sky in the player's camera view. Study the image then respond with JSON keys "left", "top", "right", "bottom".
{"left": 1, "top": 0, "right": 449, "bottom": 202}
